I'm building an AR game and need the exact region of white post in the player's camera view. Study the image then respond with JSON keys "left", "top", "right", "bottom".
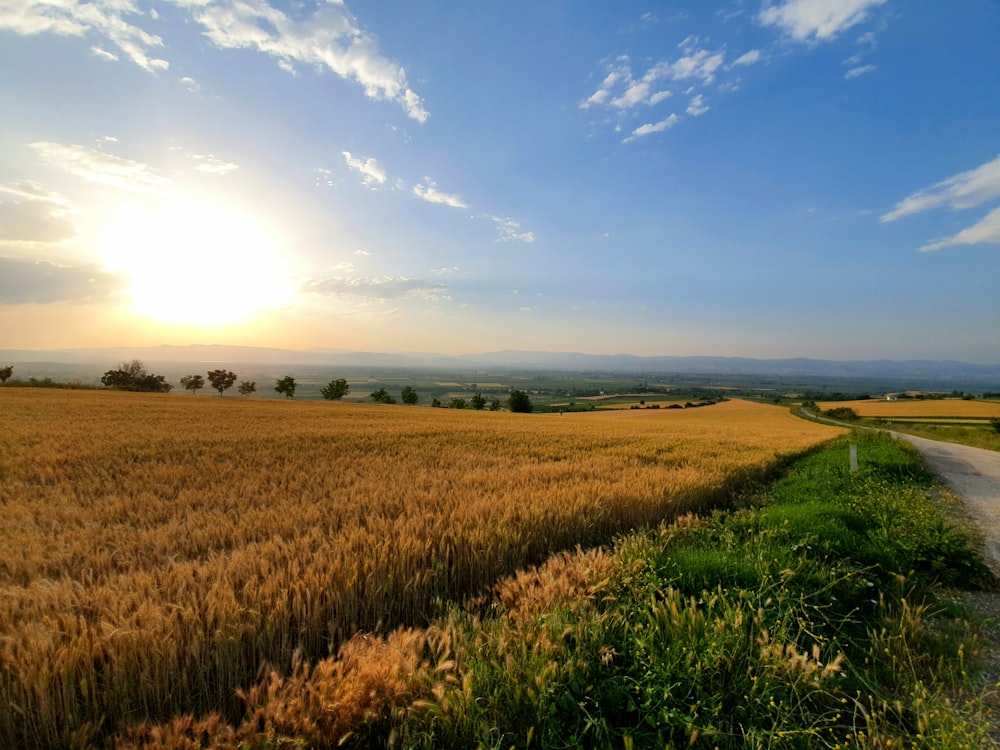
{"left": 849, "top": 443, "right": 858, "bottom": 473}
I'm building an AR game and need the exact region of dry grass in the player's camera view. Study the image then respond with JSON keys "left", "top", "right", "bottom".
{"left": 0, "top": 389, "right": 840, "bottom": 745}
{"left": 818, "top": 398, "right": 1000, "bottom": 419}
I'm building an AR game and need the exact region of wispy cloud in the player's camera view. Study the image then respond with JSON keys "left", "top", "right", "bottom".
{"left": 342, "top": 151, "right": 387, "bottom": 187}
{"left": 489, "top": 216, "right": 536, "bottom": 243}
{"left": 0, "top": 183, "right": 77, "bottom": 244}
{"left": 623, "top": 114, "right": 680, "bottom": 143}
{"left": 187, "top": 0, "right": 428, "bottom": 122}
{"left": 882, "top": 155, "right": 1000, "bottom": 252}
{"left": 30, "top": 141, "right": 171, "bottom": 194}
{"left": 844, "top": 64, "right": 876, "bottom": 79}
{"left": 919, "top": 206, "right": 1000, "bottom": 252}
{"left": 758, "top": 0, "right": 888, "bottom": 43}
{"left": 302, "top": 275, "right": 448, "bottom": 302}
{"left": 0, "top": 0, "right": 169, "bottom": 72}
{"left": 190, "top": 153, "right": 239, "bottom": 174}
{"left": 413, "top": 180, "right": 466, "bottom": 209}
{"left": 0, "top": 257, "right": 124, "bottom": 304}
{"left": 881, "top": 155, "right": 1000, "bottom": 222}
{"left": 686, "top": 94, "right": 710, "bottom": 117}
{"left": 732, "top": 49, "right": 762, "bottom": 67}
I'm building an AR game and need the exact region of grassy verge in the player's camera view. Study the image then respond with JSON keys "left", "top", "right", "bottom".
{"left": 119, "top": 432, "right": 998, "bottom": 749}
{"left": 861, "top": 420, "right": 1000, "bottom": 452}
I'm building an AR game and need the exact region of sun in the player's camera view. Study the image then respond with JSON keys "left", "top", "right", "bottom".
{"left": 98, "top": 197, "right": 294, "bottom": 327}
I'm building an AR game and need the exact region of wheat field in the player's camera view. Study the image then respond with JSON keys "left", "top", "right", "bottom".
{"left": 0, "top": 389, "right": 841, "bottom": 746}
{"left": 818, "top": 398, "right": 1000, "bottom": 419}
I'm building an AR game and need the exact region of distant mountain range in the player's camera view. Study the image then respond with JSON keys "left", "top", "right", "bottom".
{"left": 2, "top": 345, "right": 999, "bottom": 387}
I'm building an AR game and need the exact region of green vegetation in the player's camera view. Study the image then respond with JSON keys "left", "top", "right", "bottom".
{"left": 238, "top": 380, "right": 257, "bottom": 397}
{"left": 207, "top": 368, "right": 237, "bottom": 396}
{"left": 321, "top": 377, "right": 350, "bottom": 400}
{"left": 120, "top": 431, "right": 998, "bottom": 748}
{"left": 100, "top": 359, "right": 172, "bottom": 392}
{"left": 508, "top": 389, "right": 533, "bottom": 413}
{"left": 180, "top": 374, "right": 204, "bottom": 394}
{"left": 275, "top": 375, "right": 297, "bottom": 398}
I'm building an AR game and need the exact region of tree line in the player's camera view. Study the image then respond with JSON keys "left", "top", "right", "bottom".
{"left": 86, "top": 360, "right": 534, "bottom": 411}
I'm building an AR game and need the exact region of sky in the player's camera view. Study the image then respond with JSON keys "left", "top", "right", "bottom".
{"left": 1, "top": 0, "right": 999, "bottom": 363}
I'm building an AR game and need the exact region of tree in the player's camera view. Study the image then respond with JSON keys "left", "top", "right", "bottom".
{"left": 180, "top": 375, "right": 205, "bottom": 395}
{"left": 991, "top": 418, "right": 1000, "bottom": 434}
{"left": 101, "top": 360, "right": 172, "bottom": 393}
{"left": 321, "top": 378, "right": 350, "bottom": 401}
{"left": 207, "top": 369, "right": 237, "bottom": 396}
{"left": 489, "top": 397, "right": 502, "bottom": 411}
{"left": 401, "top": 385, "right": 419, "bottom": 405}
{"left": 449, "top": 397, "right": 467, "bottom": 409}
{"left": 275, "top": 376, "right": 297, "bottom": 399}
{"left": 370, "top": 388, "right": 396, "bottom": 404}
{"left": 0, "top": 365, "right": 12, "bottom": 384}
{"left": 470, "top": 392, "right": 487, "bottom": 410}
{"left": 238, "top": 380, "right": 257, "bottom": 397}
{"left": 508, "top": 389, "right": 533, "bottom": 413}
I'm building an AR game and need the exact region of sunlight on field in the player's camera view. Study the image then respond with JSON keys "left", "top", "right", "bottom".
{"left": 818, "top": 398, "right": 1000, "bottom": 419}
{"left": 0, "top": 390, "right": 841, "bottom": 745}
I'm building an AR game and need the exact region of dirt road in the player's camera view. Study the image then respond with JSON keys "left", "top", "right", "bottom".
{"left": 893, "top": 432, "right": 1000, "bottom": 573}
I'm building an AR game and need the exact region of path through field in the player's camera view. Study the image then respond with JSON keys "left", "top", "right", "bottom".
{"left": 892, "top": 433, "right": 1000, "bottom": 573}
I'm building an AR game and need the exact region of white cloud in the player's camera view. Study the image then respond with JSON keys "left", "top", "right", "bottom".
{"left": 758, "top": 0, "right": 887, "bottom": 43}
{"left": 732, "top": 49, "right": 762, "bottom": 67}
{"left": 623, "top": 114, "right": 680, "bottom": 143}
{"left": 686, "top": 94, "right": 709, "bottom": 117}
{"left": 90, "top": 45, "right": 118, "bottom": 62}
{"left": 179, "top": 76, "right": 200, "bottom": 92}
{"left": 190, "top": 153, "right": 239, "bottom": 174}
{"left": 920, "top": 207, "right": 1000, "bottom": 252}
{"left": 342, "top": 151, "right": 387, "bottom": 187}
{"left": 490, "top": 216, "right": 536, "bottom": 243}
{"left": 30, "top": 141, "right": 171, "bottom": 194}
{"left": 881, "top": 155, "right": 1000, "bottom": 222}
{"left": 670, "top": 49, "right": 725, "bottom": 82}
{"left": 0, "top": 0, "right": 169, "bottom": 72}
{"left": 844, "top": 64, "right": 876, "bottom": 79}
{"left": 303, "top": 275, "right": 448, "bottom": 302}
{"left": 187, "top": 0, "right": 428, "bottom": 122}
{"left": 0, "top": 257, "right": 124, "bottom": 304}
{"left": 0, "top": 183, "right": 77, "bottom": 244}
{"left": 413, "top": 180, "right": 466, "bottom": 209}
{"left": 919, "top": 206, "right": 1000, "bottom": 252}
{"left": 581, "top": 47, "right": 722, "bottom": 116}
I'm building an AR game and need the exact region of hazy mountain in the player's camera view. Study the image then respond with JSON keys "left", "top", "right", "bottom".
{"left": 2, "top": 345, "right": 998, "bottom": 387}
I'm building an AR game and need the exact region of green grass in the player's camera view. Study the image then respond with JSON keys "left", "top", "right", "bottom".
{"left": 865, "top": 419, "right": 1000, "bottom": 452}
{"left": 118, "top": 432, "right": 999, "bottom": 749}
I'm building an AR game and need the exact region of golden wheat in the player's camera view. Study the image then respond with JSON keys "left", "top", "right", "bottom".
{"left": 817, "top": 398, "right": 1000, "bottom": 419}
{"left": 0, "top": 389, "right": 840, "bottom": 745}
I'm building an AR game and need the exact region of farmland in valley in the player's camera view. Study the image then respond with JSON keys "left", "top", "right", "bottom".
{"left": 0, "top": 389, "right": 841, "bottom": 746}
{"left": 817, "top": 398, "right": 1000, "bottom": 420}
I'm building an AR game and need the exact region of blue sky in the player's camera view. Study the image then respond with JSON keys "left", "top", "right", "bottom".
{"left": 1, "top": 0, "right": 998, "bottom": 362}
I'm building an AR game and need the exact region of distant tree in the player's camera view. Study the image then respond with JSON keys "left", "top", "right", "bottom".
{"left": 370, "top": 388, "right": 396, "bottom": 404}
{"left": 275, "top": 376, "right": 297, "bottom": 399}
{"left": 238, "top": 380, "right": 257, "bottom": 397}
{"left": 101, "top": 360, "right": 172, "bottom": 393}
{"left": 401, "top": 385, "right": 419, "bottom": 405}
{"left": 321, "top": 378, "right": 350, "bottom": 401}
{"left": 431, "top": 397, "right": 442, "bottom": 408}
{"left": 207, "top": 369, "right": 237, "bottom": 396}
{"left": 508, "top": 390, "right": 533, "bottom": 413}
{"left": 489, "top": 397, "right": 502, "bottom": 411}
{"left": 991, "top": 418, "right": 1000, "bottom": 434}
{"left": 470, "top": 392, "right": 487, "bottom": 410}
{"left": 0, "top": 365, "right": 12, "bottom": 384}
{"left": 823, "top": 407, "right": 860, "bottom": 422}
{"left": 180, "top": 374, "right": 205, "bottom": 395}
{"left": 449, "top": 397, "right": 467, "bottom": 409}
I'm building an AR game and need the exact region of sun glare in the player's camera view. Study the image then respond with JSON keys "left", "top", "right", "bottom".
{"left": 99, "top": 198, "right": 294, "bottom": 327}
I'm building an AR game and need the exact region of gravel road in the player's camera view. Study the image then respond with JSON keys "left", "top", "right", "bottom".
{"left": 893, "top": 432, "right": 1000, "bottom": 573}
